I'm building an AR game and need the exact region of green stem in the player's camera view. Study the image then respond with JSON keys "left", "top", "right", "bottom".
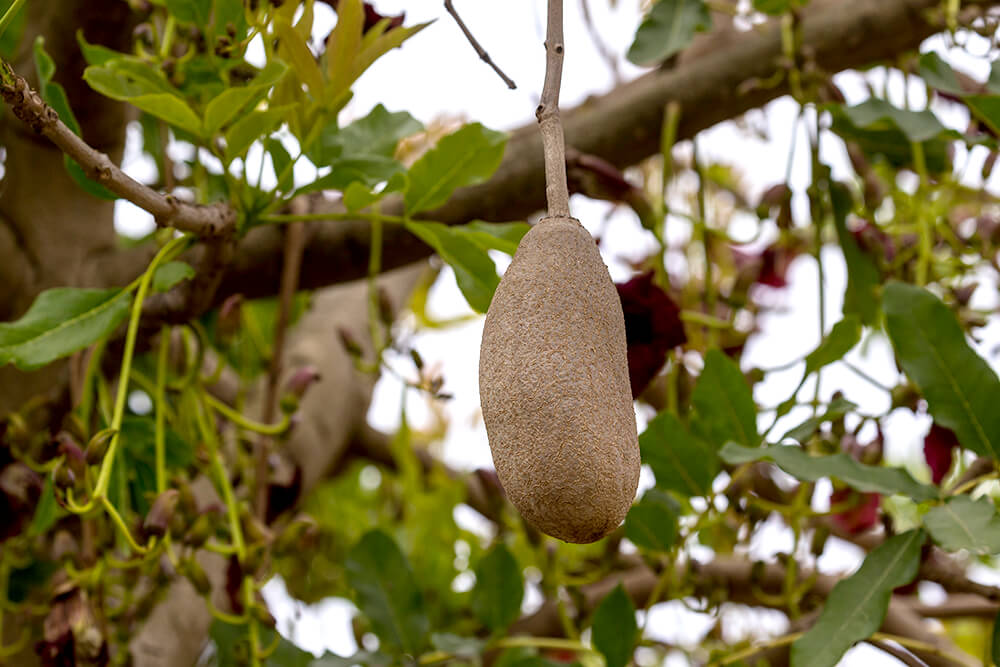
{"left": 155, "top": 325, "right": 170, "bottom": 494}
{"left": 92, "top": 235, "right": 191, "bottom": 500}
{"left": 204, "top": 393, "right": 290, "bottom": 436}
{"left": 195, "top": 396, "right": 245, "bottom": 560}
{"left": 79, "top": 338, "right": 109, "bottom": 432}
{"left": 367, "top": 208, "right": 384, "bottom": 354}
{"left": 261, "top": 211, "right": 407, "bottom": 225}
{"left": 692, "top": 140, "right": 716, "bottom": 346}
{"left": 911, "top": 140, "right": 932, "bottom": 286}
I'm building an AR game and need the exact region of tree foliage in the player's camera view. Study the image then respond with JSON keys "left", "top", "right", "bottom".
{"left": 2, "top": 1, "right": 1000, "bottom": 666}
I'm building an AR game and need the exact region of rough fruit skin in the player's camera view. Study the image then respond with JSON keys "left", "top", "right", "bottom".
{"left": 479, "top": 216, "right": 640, "bottom": 543}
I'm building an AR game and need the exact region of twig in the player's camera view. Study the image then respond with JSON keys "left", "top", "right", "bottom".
{"left": 867, "top": 640, "right": 928, "bottom": 667}
{"left": 579, "top": 0, "right": 621, "bottom": 84}
{"left": 444, "top": 1, "right": 517, "bottom": 89}
{"left": 907, "top": 594, "right": 999, "bottom": 618}
{"left": 537, "top": 0, "right": 570, "bottom": 218}
{"left": 255, "top": 211, "right": 308, "bottom": 521}
{"left": 0, "top": 65, "right": 235, "bottom": 238}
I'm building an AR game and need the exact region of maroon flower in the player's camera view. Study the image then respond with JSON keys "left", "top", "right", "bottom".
{"left": 924, "top": 423, "right": 960, "bottom": 485}
{"left": 615, "top": 272, "right": 686, "bottom": 397}
{"left": 830, "top": 488, "right": 880, "bottom": 535}
{"left": 321, "top": 1, "right": 405, "bottom": 32}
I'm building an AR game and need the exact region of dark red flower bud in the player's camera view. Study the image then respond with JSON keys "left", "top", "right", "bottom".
{"left": 924, "top": 423, "right": 960, "bottom": 485}
{"left": 830, "top": 488, "right": 880, "bottom": 534}
{"left": 615, "top": 271, "right": 686, "bottom": 398}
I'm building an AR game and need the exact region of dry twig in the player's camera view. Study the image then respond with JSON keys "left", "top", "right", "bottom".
{"left": 444, "top": 1, "right": 517, "bottom": 89}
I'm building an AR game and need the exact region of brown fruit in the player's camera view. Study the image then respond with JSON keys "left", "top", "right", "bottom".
{"left": 479, "top": 216, "right": 640, "bottom": 543}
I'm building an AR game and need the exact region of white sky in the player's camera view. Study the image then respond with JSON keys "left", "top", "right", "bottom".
{"left": 108, "top": 2, "right": 1000, "bottom": 664}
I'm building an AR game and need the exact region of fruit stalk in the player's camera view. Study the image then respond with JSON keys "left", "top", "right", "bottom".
{"left": 536, "top": 0, "right": 570, "bottom": 218}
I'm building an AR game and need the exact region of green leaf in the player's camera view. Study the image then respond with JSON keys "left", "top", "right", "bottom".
{"left": 342, "top": 172, "right": 408, "bottom": 212}
{"left": 0, "top": 0, "right": 26, "bottom": 59}
{"left": 84, "top": 61, "right": 202, "bottom": 136}
{"left": 403, "top": 221, "right": 499, "bottom": 313}
{"left": 965, "top": 95, "right": 1000, "bottom": 137}
{"left": 310, "top": 104, "right": 422, "bottom": 165}
{"left": 626, "top": 0, "right": 712, "bottom": 66}
{"left": 831, "top": 183, "right": 880, "bottom": 325}
{"left": 296, "top": 156, "right": 406, "bottom": 196}
{"left": 203, "top": 61, "right": 287, "bottom": 135}
{"left": 116, "top": 416, "right": 194, "bottom": 514}
{"left": 76, "top": 31, "right": 118, "bottom": 66}
{"left": 223, "top": 105, "right": 293, "bottom": 162}
{"left": 719, "top": 443, "right": 938, "bottom": 502}
{"left": 152, "top": 261, "right": 195, "bottom": 293}
{"left": 624, "top": 489, "right": 679, "bottom": 552}
{"left": 213, "top": 0, "right": 248, "bottom": 39}
{"left": 452, "top": 221, "right": 531, "bottom": 256}
{"left": 471, "top": 544, "right": 523, "bottom": 632}
{"left": 166, "top": 0, "right": 211, "bottom": 25}
{"left": 0, "top": 288, "right": 132, "bottom": 371}
{"left": 884, "top": 281, "right": 1000, "bottom": 460}
{"left": 924, "top": 495, "right": 1000, "bottom": 554}
{"left": 691, "top": 349, "right": 758, "bottom": 448}
{"left": 790, "top": 530, "right": 925, "bottom": 667}
{"left": 405, "top": 123, "right": 507, "bottom": 215}
{"left": 28, "top": 478, "right": 58, "bottom": 537}
{"left": 85, "top": 59, "right": 177, "bottom": 98}
{"left": 781, "top": 396, "right": 857, "bottom": 443}
{"left": 917, "top": 53, "right": 1000, "bottom": 135}
{"left": 345, "top": 530, "right": 429, "bottom": 655}
{"left": 918, "top": 52, "right": 966, "bottom": 97}
{"left": 828, "top": 99, "right": 956, "bottom": 173}
{"left": 591, "top": 585, "right": 638, "bottom": 667}
{"left": 640, "top": 410, "right": 717, "bottom": 497}
{"left": 131, "top": 93, "right": 203, "bottom": 136}
{"left": 804, "top": 315, "right": 861, "bottom": 377}
{"left": 265, "top": 137, "right": 295, "bottom": 192}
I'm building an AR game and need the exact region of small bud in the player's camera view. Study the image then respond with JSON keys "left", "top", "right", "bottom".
{"left": 57, "top": 432, "right": 86, "bottom": 477}
{"left": 274, "top": 514, "right": 318, "bottom": 553}
{"left": 983, "top": 150, "right": 998, "bottom": 181}
{"left": 183, "top": 512, "right": 215, "bottom": 548}
{"left": 337, "top": 328, "right": 363, "bottom": 357}
{"left": 409, "top": 348, "right": 424, "bottom": 371}
{"left": 183, "top": 558, "right": 212, "bottom": 595}
{"left": 133, "top": 23, "right": 154, "bottom": 47}
{"left": 280, "top": 366, "right": 320, "bottom": 414}
{"left": 143, "top": 489, "right": 181, "bottom": 540}
{"left": 85, "top": 428, "right": 115, "bottom": 466}
{"left": 810, "top": 523, "right": 830, "bottom": 557}
{"left": 216, "top": 294, "right": 244, "bottom": 343}
{"left": 53, "top": 462, "right": 76, "bottom": 493}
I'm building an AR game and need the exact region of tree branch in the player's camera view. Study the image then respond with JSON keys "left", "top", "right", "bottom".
{"left": 0, "top": 66, "right": 236, "bottom": 239}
